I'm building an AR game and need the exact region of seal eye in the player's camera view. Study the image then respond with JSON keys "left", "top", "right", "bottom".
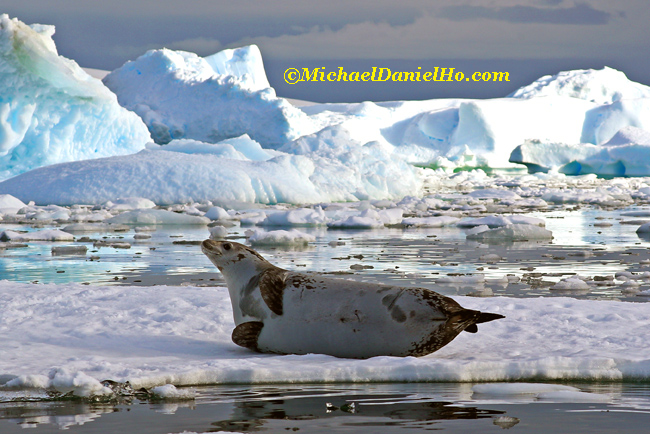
{"left": 223, "top": 242, "right": 232, "bottom": 251}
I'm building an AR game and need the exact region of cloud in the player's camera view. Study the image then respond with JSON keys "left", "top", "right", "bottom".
{"left": 440, "top": 2, "right": 611, "bottom": 25}
{"left": 226, "top": 6, "right": 635, "bottom": 61}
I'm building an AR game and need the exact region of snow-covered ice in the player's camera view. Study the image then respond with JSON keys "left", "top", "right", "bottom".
{"left": 1, "top": 281, "right": 650, "bottom": 398}
{"left": 246, "top": 228, "right": 315, "bottom": 246}
{"left": 103, "top": 47, "right": 314, "bottom": 148}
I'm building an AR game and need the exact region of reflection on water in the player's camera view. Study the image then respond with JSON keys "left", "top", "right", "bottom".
{"left": 2, "top": 383, "right": 650, "bottom": 433}
{"left": 2, "top": 206, "right": 650, "bottom": 301}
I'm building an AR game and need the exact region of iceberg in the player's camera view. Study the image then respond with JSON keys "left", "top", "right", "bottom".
{"left": 0, "top": 135, "right": 423, "bottom": 206}
{"left": 510, "top": 126, "right": 650, "bottom": 176}
{"left": 3, "top": 14, "right": 650, "bottom": 205}
{"left": 0, "top": 15, "right": 150, "bottom": 181}
{"left": 509, "top": 67, "right": 650, "bottom": 105}
{"left": 103, "top": 46, "right": 315, "bottom": 148}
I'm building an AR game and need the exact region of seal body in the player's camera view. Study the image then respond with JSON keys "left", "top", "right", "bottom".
{"left": 202, "top": 240, "right": 504, "bottom": 359}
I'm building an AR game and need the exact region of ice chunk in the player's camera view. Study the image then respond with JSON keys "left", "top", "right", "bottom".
{"left": 246, "top": 228, "right": 315, "bottom": 246}
{"left": 448, "top": 97, "right": 594, "bottom": 168}
{"left": 0, "top": 15, "right": 150, "bottom": 181}
{"left": 400, "top": 216, "right": 460, "bottom": 228}
{"left": 550, "top": 277, "right": 591, "bottom": 291}
{"left": 103, "top": 47, "right": 314, "bottom": 148}
{"left": 106, "top": 209, "right": 210, "bottom": 225}
{"left": 208, "top": 225, "right": 228, "bottom": 239}
{"left": 458, "top": 215, "right": 545, "bottom": 228}
{"left": 203, "top": 45, "right": 270, "bottom": 91}
{"left": 204, "top": 206, "right": 231, "bottom": 221}
{"left": 327, "top": 215, "right": 384, "bottom": 229}
{"left": 150, "top": 384, "right": 195, "bottom": 400}
{"left": 0, "top": 194, "right": 26, "bottom": 214}
{"left": 260, "top": 207, "right": 329, "bottom": 226}
{"left": 466, "top": 224, "right": 553, "bottom": 242}
{"left": 509, "top": 67, "right": 650, "bottom": 104}
{"left": 104, "top": 197, "right": 156, "bottom": 211}
{"left": 511, "top": 127, "right": 650, "bottom": 176}
{"left": 0, "top": 229, "right": 73, "bottom": 241}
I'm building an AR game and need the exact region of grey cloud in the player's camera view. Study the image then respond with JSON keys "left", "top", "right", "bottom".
{"left": 440, "top": 3, "right": 611, "bottom": 25}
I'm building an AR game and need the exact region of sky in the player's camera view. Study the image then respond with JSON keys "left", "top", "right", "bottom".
{"left": 3, "top": 0, "right": 649, "bottom": 102}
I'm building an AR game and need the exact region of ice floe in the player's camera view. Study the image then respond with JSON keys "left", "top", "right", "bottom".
{"left": 1, "top": 281, "right": 650, "bottom": 398}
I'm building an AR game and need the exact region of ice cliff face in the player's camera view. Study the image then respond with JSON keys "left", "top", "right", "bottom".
{"left": 0, "top": 15, "right": 150, "bottom": 181}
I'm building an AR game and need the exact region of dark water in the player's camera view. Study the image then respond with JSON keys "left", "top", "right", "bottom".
{"left": 1, "top": 383, "right": 649, "bottom": 433}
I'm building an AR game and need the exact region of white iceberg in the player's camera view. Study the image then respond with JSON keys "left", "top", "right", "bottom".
{"left": 510, "top": 126, "right": 650, "bottom": 176}
{"left": 103, "top": 46, "right": 314, "bottom": 148}
{"left": 0, "top": 15, "right": 150, "bottom": 181}
{"left": 508, "top": 67, "right": 650, "bottom": 105}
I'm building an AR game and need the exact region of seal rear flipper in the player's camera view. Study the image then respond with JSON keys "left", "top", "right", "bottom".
{"left": 232, "top": 321, "right": 264, "bottom": 351}
{"left": 476, "top": 312, "right": 505, "bottom": 324}
{"left": 259, "top": 268, "right": 286, "bottom": 315}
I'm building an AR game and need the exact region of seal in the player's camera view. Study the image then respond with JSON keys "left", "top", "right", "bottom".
{"left": 202, "top": 239, "right": 504, "bottom": 359}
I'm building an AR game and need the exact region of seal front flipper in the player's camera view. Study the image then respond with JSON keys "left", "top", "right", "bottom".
{"left": 259, "top": 268, "right": 286, "bottom": 315}
{"left": 232, "top": 321, "right": 264, "bottom": 351}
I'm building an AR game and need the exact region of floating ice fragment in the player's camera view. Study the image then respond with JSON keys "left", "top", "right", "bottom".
{"left": 466, "top": 224, "right": 553, "bottom": 242}
{"left": 247, "top": 228, "right": 315, "bottom": 246}
{"left": 550, "top": 277, "right": 590, "bottom": 291}
{"left": 150, "top": 384, "right": 195, "bottom": 400}
{"left": 0, "top": 194, "right": 27, "bottom": 214}
{"left": 106, "top": 209, "right": 210, "bottom": 225}
{"left": 104, "top": 197, "right": 156, "bottom": 211}
{"left": 327, "top": 216, "right": 384, "bottom": 229}
{"left": 0, "top": 229, "right": 73, "bottom": 241}
{"left": 209, "top": 225, "right": 228, "bottom": 239}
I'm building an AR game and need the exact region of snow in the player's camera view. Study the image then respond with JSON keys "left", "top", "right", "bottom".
{"left": 511, "top": 127, "right": 650, "bottom": 176}
{"left": 508, "top": 67, "right": 650, "bottom": 105}
{"left": 550, "top": 277, "right": 591, "bottom": 291}
{"left": 3, "top": 18, "right": 650, "bottom": 204}
{"left": 1, "top": 281, "right": 650, "bottom": 398}
{"left": 104, "top": 197, "right": 156, "bottom": 211}
{"left": 0, "top": 194, "right": 26, "bottom": 214}
{"left": 0, "top": 228, "right": 73, "bottom": 241}
{"left": 150, "top": 384, "right": 196, "bottom": 400}
{"left": 0, "top": 15, "right": 150, "bottom": 181}
{"left": 103, "top": 47, "right": 314, "bottom": 148}
{"left": 246, "top": 228, "right": 315, "bottom": 246}
{"left": 106, "top": 209, "right": 210, "bottom": 225}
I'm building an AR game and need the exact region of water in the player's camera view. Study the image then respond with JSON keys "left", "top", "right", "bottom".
{"left": 3, "top": 204, "right": 650, "bottom": 432}
{"left": 2, "top": 205, "right": 650, "bottom": 301}
{"left": 1, "top": 383, "right": 649, "bottom": 433}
